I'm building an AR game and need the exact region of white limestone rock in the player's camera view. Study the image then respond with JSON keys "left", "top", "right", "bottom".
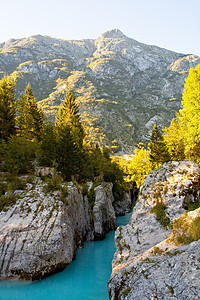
{"left": 0, "top": 179, "right": 129, "bottom": 280}
{"left": 108, "top": 161, "right": 200, "bottom": 299}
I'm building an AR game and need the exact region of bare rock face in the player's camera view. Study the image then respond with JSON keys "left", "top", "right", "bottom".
{"left": 93, "top": 183, "right": 116, "bottom": 239}
{"left": 113, "top": 192, "right": 132, "bottom": 216}
{"left": 108, "top": 161, "right": 200, "bottom": 299}
{"left": 0, "top": 179, "right": 129, "bottom": 280}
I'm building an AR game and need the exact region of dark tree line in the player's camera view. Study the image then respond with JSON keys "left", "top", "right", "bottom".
{"left": 0, "top": 75, "right": 126, "bottom": 196}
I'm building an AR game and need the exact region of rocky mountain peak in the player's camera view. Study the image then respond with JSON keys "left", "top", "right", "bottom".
{"left": 98, "top": 28, "right": 126, "bottom": 39}
{"left": 0, "top": 30, "right": 199, "bottom": 152}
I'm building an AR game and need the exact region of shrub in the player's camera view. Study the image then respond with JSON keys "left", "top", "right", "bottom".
{"left": 122, "top": 287, "right": 131, "bottom": 297}
{"left": 172, "top": 215, "right": 200, "bottom": 245}
{"left": 60, "top": 183, "right": 69, "bottom": 203}
{"left": 187, "top": 198, "right": 200, "bottom": 212}
{"left": 44, "top": 173, "right": 62, "bottom": 193}
{"left": 167, "top": 285, "right": 174, "bottom": 294}
{"left": 8, "top": 176, "right": 27, "bottom": 191}
{"left": 152, "top": 246, "right": 163, "bottom": 255}
{"left": 150, "top": 201, "right": 170, "bottom": 227}
{"left": 0, "top": 192, "right": 18, "bottom": 212}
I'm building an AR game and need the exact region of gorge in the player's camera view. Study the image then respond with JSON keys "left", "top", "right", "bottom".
{"left": 0, "top": 177, "right": 131, "bottom": 281}
{"left": 0, "top": 29, "right": 200, "bottom": 300}
{"left": 0, "top": 212, "right": 132, "bottom": 300}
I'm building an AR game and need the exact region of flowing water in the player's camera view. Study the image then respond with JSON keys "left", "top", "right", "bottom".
{"left": 0, "top": 212, "right": 132, "bottom": 300}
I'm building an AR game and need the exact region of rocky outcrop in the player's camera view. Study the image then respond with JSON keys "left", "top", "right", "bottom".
{"left": 108, "top": 161, "right": 200, "bottom": 299}
{"left": 113, "top": 192, "right": 132, "bottom": 216}
{"left": 0, "top": 29, "right": 199, "bottom": 151}
{"left": 0, "top": 178, "right": 130, "bottom": 280}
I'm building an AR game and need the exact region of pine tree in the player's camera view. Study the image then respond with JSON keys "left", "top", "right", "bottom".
{"left": 17, "top": 83, "right": 44, "bottom": 141}
{"left": 55, "top": 87, "right": 85, "bottom": 148}
{"left": 148, "top": 122, "right": 170, "bottom": 167}
{"left": 38, "top": 123, "right": 57, "bottom": 167}
{"left": 0, "top": 75, "right": 16, "bottom": 141}
{"left": 55, "top": 87, "right": 85, "bottom": 179}
{"left": 55, "top": 124, "right": 77, "bottom": 179}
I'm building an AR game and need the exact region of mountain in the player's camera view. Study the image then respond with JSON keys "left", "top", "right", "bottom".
{"left": 0, "top": 29, "right": 199, "bottom": 152}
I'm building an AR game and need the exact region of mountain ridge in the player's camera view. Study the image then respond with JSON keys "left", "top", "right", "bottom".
{"left": 0, "top": 29, "right": 199, "bottom": 151}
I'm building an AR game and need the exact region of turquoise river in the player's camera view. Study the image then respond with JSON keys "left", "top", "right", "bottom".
{"left": 0, "top": 212, "right": 132, "bottom": 300}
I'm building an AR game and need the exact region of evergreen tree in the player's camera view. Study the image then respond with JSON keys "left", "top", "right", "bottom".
{"left": 0, "top": 75, "right": 16, "bottom": 141}
{"left": 17, "top": 83, "right": 44, "bottom": 141}
{"left": 55, "top": 87, "right": 85, "bottom": 148}
{"left": 148, "top": 122, "right": 170, "bottom": 167}
{"left": 88, "top": 143, "right": 104, "bottom": 179}
{"left": 3, "top": 136, "right": 37, "bottom": 175}
{"left": 55, "top": 124, "right": 77, "bottom": 179}
{"left": 55, "top": 87, "right": 85, "bottom": 179}
{"left": 38, "top": 123, "right": 57, "bottom": 167}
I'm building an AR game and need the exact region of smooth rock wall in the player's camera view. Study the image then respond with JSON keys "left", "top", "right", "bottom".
{"left": 0, "top": 179, "right": 130, "bottom": 280}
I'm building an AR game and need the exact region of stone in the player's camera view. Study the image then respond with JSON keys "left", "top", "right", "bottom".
{"left": 0, "top": 179, "right": 130, "bottom": 280}
{"left": 108, "top": 161, "right": 200, "bottom": 299}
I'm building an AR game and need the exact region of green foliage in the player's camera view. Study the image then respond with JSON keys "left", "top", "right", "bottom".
{"left": 128, "top": 147, "right": 152, "bottom": 188}
{"left": 0, "top": 78, "right": 131, "bottom": 203}
{"left": 0, "top": 181, "right": 7, "bottom": 197}
{"left": 178, "top": 64, "right": 200, "bottom": 162}
{"left": 186, "top": 198, "right": 200, "bottom": 212}
{"left": 0, "top": 75, "right": 16, "bottom": 141}
{"left": 122, "top": 287, "right": 131, "bottom": 297}
{"left": 148, "top": 122, "right": 170, "bottom": 167}
{"left": 87, "top": 186, "right": 96, "bottom": 209}
{"left": 55, "top": 87, "right": 85, "bottom": 147}
{"left": 152, "top": 246, "right": 163, "bottom": 255}
{"left": 163, "top": 118, "right": 185, "bottom": 161}
{"left": 55, "top": 124, "right": 77, "bottom": 180}
{"left": 1, "top": 136, "right": 37, "bottom": 175}
{"left": 37, "top": 123, "right": 56, "bottom": 167}
{"left": 7, "top": 176, "right": 28, "bottom": 191}
{"left": 55, "top": 88, "right": 85, "bottom": 179}
{"left": 44, "top": 173, "right": 62, "bottom": 193}
{"left": 150, "top": 201, "right": 170, "bottom": 227}
{"left": 17, "top": 83, "right": 44, "bottom": 141}
{"left": 163, "top": 64, "right": 200, "bottom": 163}
{"left": 0, "top": 191, "right": 18, "bottom": 212}
{"left": 172, "top": 215, "right": 200, "bottom": 245}
{"left": 111, "top": 146, "right": 153, "bottom": 190}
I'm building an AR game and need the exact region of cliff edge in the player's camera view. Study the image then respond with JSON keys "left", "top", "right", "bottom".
{"left": 0, "top": 178, "right": 131, "bottom": 280}
{"left": 108, "top": 161, "right": 200, "bottom": 299}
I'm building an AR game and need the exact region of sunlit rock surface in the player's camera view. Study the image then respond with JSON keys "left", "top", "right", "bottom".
{"left": 108, "top": 161, "right": 200, "bottom": 299}
{"left": 0, "top": 179, "right": 130, "bottom": 280}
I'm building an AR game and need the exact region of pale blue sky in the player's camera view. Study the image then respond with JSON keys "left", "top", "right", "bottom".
{"left": 0, "top": 0, "right": 200, "bottom": 55}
